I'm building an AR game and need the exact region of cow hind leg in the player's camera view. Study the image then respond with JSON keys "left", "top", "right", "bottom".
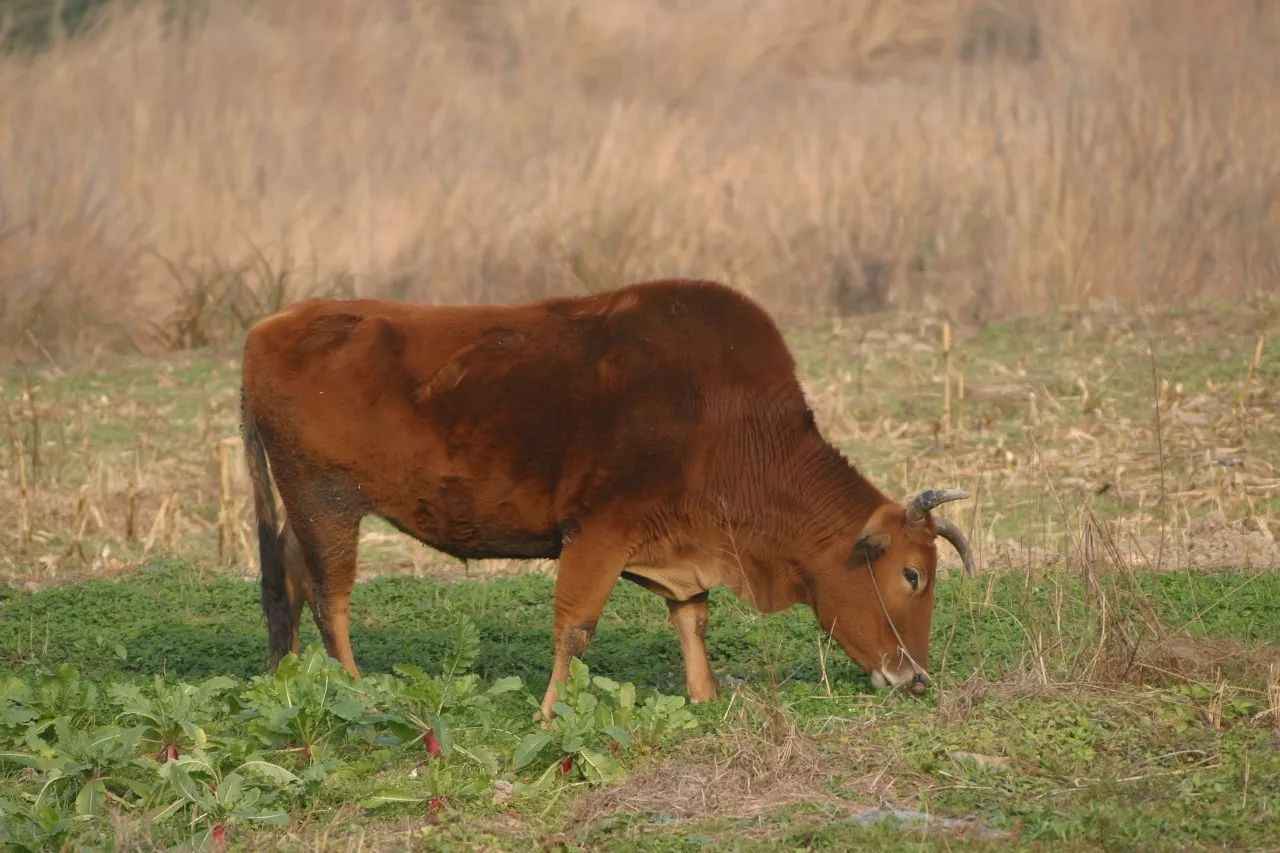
{"left": 541, "top": 526, "right": 634, "bottom": 719}
{"left": 667, "top": 592, "right": 718, "bottom": 703}
{"left": 289, "top": 512, "right": 362, "bottom": 678}
{"left": 280, "top": 521, "right": 313, "bottom": 655}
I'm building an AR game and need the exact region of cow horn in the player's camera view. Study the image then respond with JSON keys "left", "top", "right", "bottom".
{"left": 905, "top": 489, "right": 976, "bottom": 577}
{"left": 935, "top": 517, "right": 976, "bottom": 578}
{"left": 905, "top": 489, "right": 970, "bottom": 526}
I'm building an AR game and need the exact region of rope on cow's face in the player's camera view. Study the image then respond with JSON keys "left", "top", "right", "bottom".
{"left": 862, "top": 552, "right": 931, "bottom": 687}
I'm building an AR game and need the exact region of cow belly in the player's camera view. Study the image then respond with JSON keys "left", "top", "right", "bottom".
{"left": 622, "top": 559, "right": 726, "bottom": 602}
{"left": 426, "top": 527, "right": 562, "bottom": 561}
{"left": 375, "top": 479, "right": 563, "bottom": 561}
{"left": 379, "top": 511, "right": 563, "bottom": 561}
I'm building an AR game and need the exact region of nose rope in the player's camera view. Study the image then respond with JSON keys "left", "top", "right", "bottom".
{"left": 862, "top": 553, "right": 931, "bottom": 686}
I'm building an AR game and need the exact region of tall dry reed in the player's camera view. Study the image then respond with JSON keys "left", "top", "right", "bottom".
{"left": 1, "top": 0, "right": 1278, "bottom": 352}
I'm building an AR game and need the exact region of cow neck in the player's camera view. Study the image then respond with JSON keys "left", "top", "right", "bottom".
{"left": 784, "top": 435, "right": 886, "bottom": 549}
{"left": 712, "top": 431, "right": 886, "bottom": 612}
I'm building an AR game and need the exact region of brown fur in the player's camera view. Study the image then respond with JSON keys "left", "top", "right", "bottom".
{"left": 241, "top": 279, "right": 965, "bottom": 713}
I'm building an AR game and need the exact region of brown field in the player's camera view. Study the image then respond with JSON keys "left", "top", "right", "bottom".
{"left": 2, "top": 0, "right": 1279, "bottom": 355}
{"left": 3, "top": 301, "right": 1277, "bottom": 587}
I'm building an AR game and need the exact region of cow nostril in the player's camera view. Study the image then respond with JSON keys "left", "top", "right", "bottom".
{"left": 913, "top": 672, "right": 931, "bottom": 688}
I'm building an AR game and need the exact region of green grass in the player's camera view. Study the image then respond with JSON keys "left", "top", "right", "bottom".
{"left": 4, "top": 559, "right": 1276, "bottom": 688}
{"left": 2, "top": 559, "right": 1277, "bottom": 849}
{"left": 1, "top": 303, "right": 1277, "bottom": 847}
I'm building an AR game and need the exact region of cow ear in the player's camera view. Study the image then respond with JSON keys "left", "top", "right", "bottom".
{"left": 849, "top": 532, "right": 891, "bottom": 569}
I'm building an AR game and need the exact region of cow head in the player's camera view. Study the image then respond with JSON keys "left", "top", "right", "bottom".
{"left": 811, "top": 489, "right": 974, "bottom": 694}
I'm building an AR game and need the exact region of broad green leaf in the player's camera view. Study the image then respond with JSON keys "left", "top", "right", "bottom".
{"left": 107, "top": 683, "right": 145, "bottom": 705}
{"left": 185, "top": 724, "right": 210, "bottom": 751}
{"left": 432, "top": 716, "right": 454, "bottom": 757}
{"left": 449, "top": 673, "right": 481, "bottom": 701}
{"left": 486, "top": 676, "right": 523, "bottom": 695}
{"left": 218, "top": 772, "right": 244, "bottom": 808}
{"left": 237, "top": 760, "right": 300, "bottom": 786}
{"left": 568, "top": 658, "right": 590, "bottom": 691}
{"left": 273, "top": 654, "right": 303, "bottom": 682}
{"left": 578, "top": 748, "right": 626, "bottom": 785}
{"left": 512, "top": 732, "right": 551, "bottom": 770}
{"left": 300, "top": 762, "right": 330, "bottom": 787}
{"left": 265, "top": 705, "right": 304, "bottom": 726}
{"left": 236, "top": 784, "right": 262, "bottom": 810}
{"left": 591, "top": 676, "right": 620, "bottom": 693}
{"left": 329, "top": 695, "right": 367, "bottom": 722}
{"left": 160, "top": 762, "right": 212, "bottom": 810}
{"left": 199, "top": 676, "right": 237, "bottom": 693}
{"left": 392, "top": 663, "right": 429, "bottom": 681}
{"left": 0, "top": 705, "right": 36, "bottom": 726}
{"left": 25, "top": 721, "right": 56, "bottom": 750}
{"left": 0, "top": 752, "right": 43, "bottom": 768}
{"left": 602, "top": 725, "right": 631, "bottom": 749}
{"left": 75, "top": 779, "right": 104, "bottom": 817}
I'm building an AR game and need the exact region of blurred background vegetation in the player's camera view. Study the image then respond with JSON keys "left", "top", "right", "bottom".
{"left": 1, "top": 0, "right": 1277, "bottom": 355}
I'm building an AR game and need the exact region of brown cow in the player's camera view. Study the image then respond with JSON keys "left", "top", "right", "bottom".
{"left": 240, "top": 279, "right": 974, "bottom": 716}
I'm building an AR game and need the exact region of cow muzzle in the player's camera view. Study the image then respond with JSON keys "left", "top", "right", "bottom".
{"left": 870, "top": 667, "right": 931, "bottom": 695}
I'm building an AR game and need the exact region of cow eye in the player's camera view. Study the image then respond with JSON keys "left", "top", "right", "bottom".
{"left": 903, "top": 567, "right": 920, "bottom": 591}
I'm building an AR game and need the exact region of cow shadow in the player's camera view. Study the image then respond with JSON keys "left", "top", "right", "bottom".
{"left": 113, "top": 620, "right": 693, "bottom": 695}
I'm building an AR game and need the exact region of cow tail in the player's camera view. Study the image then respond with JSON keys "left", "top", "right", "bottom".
{"left": 241, "top": 392, "right": 292, "bottom": 671}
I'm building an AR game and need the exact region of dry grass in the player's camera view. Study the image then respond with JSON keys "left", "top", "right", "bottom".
{"left": 571, "top": 688, "right": 833, "bottom": 827}
{"left": 2, "top": 0, "right": 1278, "bottom": 353}
{"left": 594, "top": 638, "right": 1276, "bottom": 837}
{"left": 1, "top": 302, "right": 1276, "bottom": 586}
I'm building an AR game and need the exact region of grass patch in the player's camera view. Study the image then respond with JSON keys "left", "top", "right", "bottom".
{"left": 1, "top": 301, "right": 1277, "bottom": 847}
{"left": 2, "top": 559, "right": 1277, "bottom": 849}
{"left": 4, "top": 559, "right": 1277, "bottom": 689}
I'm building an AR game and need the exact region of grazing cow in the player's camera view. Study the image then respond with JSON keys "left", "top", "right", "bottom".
{"left": 240, "top": 279, "right": 974, "bottom": 716}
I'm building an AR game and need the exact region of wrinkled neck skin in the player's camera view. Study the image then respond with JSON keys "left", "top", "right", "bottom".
{"left": 702, "top": 423, "right": 887, "bottom": 615}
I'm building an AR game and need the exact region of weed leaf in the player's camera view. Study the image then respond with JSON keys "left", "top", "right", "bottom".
{"left": 512, "top": 733, "right": 551, "bottom": 770}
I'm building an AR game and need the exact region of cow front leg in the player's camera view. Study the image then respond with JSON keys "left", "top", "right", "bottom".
{"left": 668, "top": 592, "right": 718, "bottom": 703}
{"left": 541, "top": 531, "right": 631, "bottom": 719}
